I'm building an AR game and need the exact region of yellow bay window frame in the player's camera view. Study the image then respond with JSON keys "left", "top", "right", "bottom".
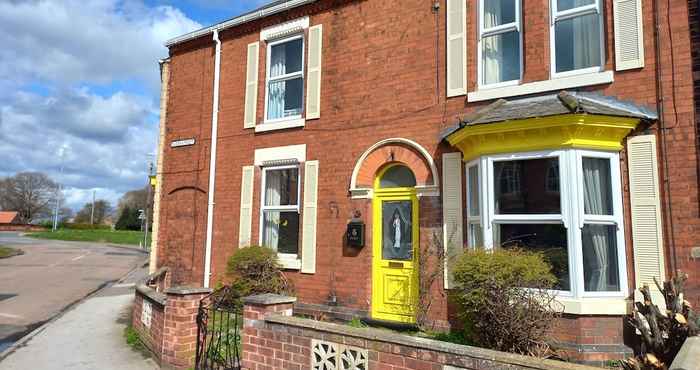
{"left": 451, "top": 113, "right": 640, "bottom": 315}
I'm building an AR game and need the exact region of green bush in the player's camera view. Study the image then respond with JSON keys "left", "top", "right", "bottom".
{"left": 226, "top": 246, "right": 292, "bottom": 297}
{"left": 451, "top": 248, "right": 560, "bottom": 357}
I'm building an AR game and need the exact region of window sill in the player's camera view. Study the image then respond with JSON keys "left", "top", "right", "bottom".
{"left": 278, "top": 255, "right": 301, "bottom": 270}
{"left": 255, "top": 118, "right": 305, "bottom": 133}
{"left": 467, "top": 71, "right": 614, "bottom": 102}
{"left": 556, "top": 296, "right": 631, "bottom": 315}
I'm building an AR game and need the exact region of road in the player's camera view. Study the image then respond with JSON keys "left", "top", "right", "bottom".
{"left": 0, "top": 232, "right": 147, "bottom": 352}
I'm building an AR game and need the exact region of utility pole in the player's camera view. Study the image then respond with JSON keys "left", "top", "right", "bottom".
{"left": 90, "top": 190, "right": 96, "bottom": 225}
{"left": 52, "top": 148, "right": 66, "bottom": 232}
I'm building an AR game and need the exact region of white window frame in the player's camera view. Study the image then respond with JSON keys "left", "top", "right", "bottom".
{"left": 466, "top": 161, "right": 483, "bottom": 247}
{"left": 259, "top": 164, "right": 302, "bottom": 265}
{"left": 468, "top": 149, "right": 628, "bottom": 301}
{"left": 477, "top": 0, "right": 522, "bottom": 89}
{"left": 575, "top": 150, "right": 628, "bottom": 297}
{"left": 263, "top": 34, "right": 305, "bottom": 125}
{"left": 549, "top": 0, "right": 605, "bottom": 78}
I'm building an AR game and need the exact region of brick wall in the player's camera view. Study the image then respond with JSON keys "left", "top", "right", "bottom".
{"left": 241, "top": 294, "right": 603, "bottom": 370}
{"left": 132, "top": 273, "right": 211, "bottom": 369}
{"left": 0, "top": 224, "right": 45, "bottom": 232}
{"left": 157, "top": 0, "right": 700, "bottom": 353}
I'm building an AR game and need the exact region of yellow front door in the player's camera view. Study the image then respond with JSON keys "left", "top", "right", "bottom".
{"left": 371, "top": 187, "right": 419, "bottom": 323}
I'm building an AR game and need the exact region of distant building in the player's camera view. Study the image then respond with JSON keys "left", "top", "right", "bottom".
{"left": 0, "top": 211, "right": 21, "bottom": 225}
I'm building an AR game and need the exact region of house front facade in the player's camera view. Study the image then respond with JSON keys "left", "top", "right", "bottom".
{"left": 155, "top": 0, "right": 700, "bottom": 363}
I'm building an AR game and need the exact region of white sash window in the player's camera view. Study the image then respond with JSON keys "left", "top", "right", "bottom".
{"left": 551, "top": 0, "right": 605, "bottom": 77}
{"left": 478, "top": 0, "right": 522, "bottom": 88}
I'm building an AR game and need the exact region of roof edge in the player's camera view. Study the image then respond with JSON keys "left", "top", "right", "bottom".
{"left": 165, "top": 0, "right": 319, "bottom": 47}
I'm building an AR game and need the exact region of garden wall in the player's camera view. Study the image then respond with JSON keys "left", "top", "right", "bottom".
{"left": 131, "top": 268, "right": 211, "bottom": 369}
{"left": 242, "top": 294, "right": 603, "bottom": 370}
{"left": 0, "top": 224, "right": 45, "bottom": 232}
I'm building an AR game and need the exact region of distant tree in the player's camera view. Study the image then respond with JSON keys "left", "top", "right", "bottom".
{"left": 117, "top": 186, "right": 152, "bottom": 218}
{"left": 115, "top": 206, "right": 141, "bottom": 231}
{"left": 0, "top": 172, "right": 59, "bottom": 222}
{"left": 74, "top": 199, "right": 112, "bottom": 224}
{"left": 59, "top": 207, "right": 74, "bottom": 224}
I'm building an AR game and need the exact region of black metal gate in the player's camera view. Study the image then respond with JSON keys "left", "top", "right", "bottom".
{"left": 195, "top": 287, "right": 242, "bottom": 370}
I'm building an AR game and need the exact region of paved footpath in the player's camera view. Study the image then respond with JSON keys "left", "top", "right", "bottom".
{"left": 0, "top": 232, "right": 148, "bottom": 349}
{"left": 0, "top": 262, "right": 159, "bottom": 370}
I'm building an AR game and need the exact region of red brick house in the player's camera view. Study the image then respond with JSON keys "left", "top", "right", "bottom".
{"left": 154, "top": 0, "right": 699, "bottom": 363}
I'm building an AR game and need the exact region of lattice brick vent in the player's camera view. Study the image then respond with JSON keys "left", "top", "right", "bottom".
{"left": 311, "top": 339, "right": 368, "bottom": 370}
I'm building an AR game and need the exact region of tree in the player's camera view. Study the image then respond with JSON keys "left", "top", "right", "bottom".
{"left": 117, "top": 186, "right": 152, "bottom": 220}
{"left": 74, "top": 199, "right": 112, "bottom": 224}
{"left": 59, "top": 207, "right": 74, "bottom": 224}
{"left": 0, "top": 172, "right": 59, "bottom": 223}
{"left": 115, "top": 206, "right": 141, "bottom": 230}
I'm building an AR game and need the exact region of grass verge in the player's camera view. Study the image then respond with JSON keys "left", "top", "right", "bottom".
{"left": 0, "top": 245, "right": 23, "bottom": 258}
{"left": 27, "top": 229, "right": 150, "bottom": 246}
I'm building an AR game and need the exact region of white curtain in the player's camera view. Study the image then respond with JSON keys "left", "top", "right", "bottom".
{"left": 268, "top": 46, "right": 286, "bottom": 119}
{"left": 582, "top": 158, "right": 614, "bottom": 291}
{"left": 482, "top": 0, "right": 502, "bottom": 84}
{"left": 263, "top": 173, "right": 282, "bottom": 250}
{"left": 571, "top": 0, "right": 599, "bottom": 69}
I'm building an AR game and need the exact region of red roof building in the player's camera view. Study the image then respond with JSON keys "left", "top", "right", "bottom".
{"left": 0, "top": 211, "right": 21, "bottom": 225}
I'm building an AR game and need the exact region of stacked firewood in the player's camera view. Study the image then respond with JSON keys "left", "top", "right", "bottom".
{"left": 621, "top": 272, "right": 699, "bottom": 370}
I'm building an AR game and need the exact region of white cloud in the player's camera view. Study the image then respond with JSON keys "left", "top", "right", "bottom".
{"left": 0, "top": 0, "right": 201, "bottom": 91}
{"left": 0, "top": 0, "right": 201, "bottom": 211}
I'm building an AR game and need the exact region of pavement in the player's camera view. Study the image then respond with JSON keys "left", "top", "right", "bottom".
{"left": 0, "top": 232, "right": 158, "bottom": 369}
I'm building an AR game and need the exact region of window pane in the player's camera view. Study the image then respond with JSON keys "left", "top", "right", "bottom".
{"left": 482, "top": 31, "right": 520, "bottom": 84}
{"left": 582, "top": 224, "right": 620, "bottom": 291}
{"left": 468, "top": 165, "right": 480, "bottom": 216}
{"left": 382, "top": 200, "right": 413, "bottom": 261}
{"left": 269, "top": 38, "right": 303, "bottom": 77}
{"left": 557, "top": 0, "right": 595, "bottom": 12}
{"left": 469, "top": 223, "right": 483, "bottom": 247}
{"left": 497, "top": 223, "right": 570, "bottom": 290}
{"left": 483, "top": 0, "right": 516, "bottom": 28}
{"left": 267, "top": 77, "right": 303, "bottom": 120}
{"left": 262, "top": 211, "right": 300, "bottom": 254}
{"left": 264, "top": 168, "right": 299, "bottom": 206}
{"left": 582, "top": 157, "right": 613, "bottom": 215}
{"left": 555, "top": 13, "right": 601, "bottom": 73}
{"left": 379, "top": 165, "right": 416, "bottom": 188}
{"left": 494, "top": 158, "right": 560, "bottom": 214}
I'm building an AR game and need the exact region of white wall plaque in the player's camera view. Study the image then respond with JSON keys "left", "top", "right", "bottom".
{"left": 141, "top": 300, "right": 152, "bottom": 328}
{"left": 171, "top": 138, "right": 196, "bottom": 148}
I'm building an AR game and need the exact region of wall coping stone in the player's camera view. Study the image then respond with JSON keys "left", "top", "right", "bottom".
{"left": 670, "top": 336, "right": 700, "bottom": 370}
{"left": 136, "top": 283, "right": 167, "bottom": 306}
{"left": 264, "top": 314, "right": 602, "bottom": 370}
{"left": 164, "top": 286, "right": 212, "bottom": 296}
{"left": 243, "top": 293, "right": 297, "bottom": 305}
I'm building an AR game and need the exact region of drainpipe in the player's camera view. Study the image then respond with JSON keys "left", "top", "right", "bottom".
{"left": 203, "top": 29, "right": 222, "bottom": 288}
{"left": 653, "top": 0, "right": 678, "bottom": 275}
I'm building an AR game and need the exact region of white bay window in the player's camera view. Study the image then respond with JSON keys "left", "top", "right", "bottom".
{"left": 478, "top": 0, "right": 521, "bottom": 87}
{"left": 466, "top": 149, "right": 627, "bottom": 298}
{"left": 551, "top": 0, "right": 604, "bottom": 76}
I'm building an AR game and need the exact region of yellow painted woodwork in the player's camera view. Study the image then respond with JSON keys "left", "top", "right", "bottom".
{"left": 445, "top": 114, "right": 640, "bottom": 161}
{"left": 371, "top": 165, "right": 419, "bottom": 324}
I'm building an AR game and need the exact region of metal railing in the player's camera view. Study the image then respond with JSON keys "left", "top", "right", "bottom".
{"left": 195, "top": 287, "right": 242, "bottom": 370}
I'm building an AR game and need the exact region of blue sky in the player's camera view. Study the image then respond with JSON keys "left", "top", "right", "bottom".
{"left": 0, "top": 0, "right": 267, "bottom": 212}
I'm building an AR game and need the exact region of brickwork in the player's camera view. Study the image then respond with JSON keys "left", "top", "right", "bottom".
{"left": 551, "top": 315, "right": 632, "bottom": 364}
{"left": 132, "top": 291, "right": 166, "bottom": 361}
{"left": 132, "top": 280, "right": 211, "bottom": 369}
{"left": 0, "top": 224, "right": 45, "bottom": 232}
{"left": 157, "top": 0, "right": 700, "bottom": 363}
{"left": 241, "top": 295, "right": 601, "bottom": 370}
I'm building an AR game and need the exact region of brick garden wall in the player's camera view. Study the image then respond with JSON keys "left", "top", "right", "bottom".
{"left": 242, "top": 294, "right": 603, "bottom": 370}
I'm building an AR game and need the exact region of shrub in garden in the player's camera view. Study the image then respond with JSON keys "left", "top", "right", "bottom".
{"left": 451, "top": 248, "right": 562, "bottom": 357}
{"left": 225, "top": 246, "right": 292, "bottom": 297}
